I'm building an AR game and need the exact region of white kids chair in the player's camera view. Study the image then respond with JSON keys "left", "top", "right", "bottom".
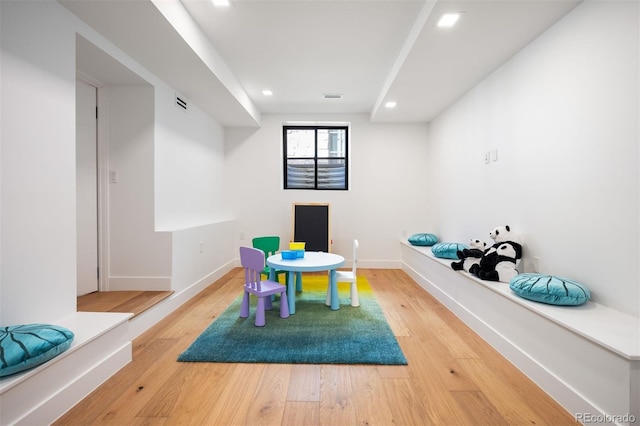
{"left": 326, "top": 239, "right": 360, "bottom": 307}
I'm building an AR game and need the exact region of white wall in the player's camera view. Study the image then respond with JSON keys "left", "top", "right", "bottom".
{"left": 107, "top": 86, "right": 173, "bottom": 290}
{"left": 426, "top": 0, "right": 639, "bottom": 317}
{"left": 1, "top": 0, "right": 77, "bottom": 323}
{"left": 3, "top": 0, "right": 636, "bottom": 323}
{"left": 0, "top": 0, "right": 235, "bottom": 324}
{"left": 225, "top": 114, "right": 430, "bottom": 265}
{"left": 170, "top": 221, "right": 235, "bottom": 293}
{"left": 154, "top": 88, "right": 230, "bottom": 231}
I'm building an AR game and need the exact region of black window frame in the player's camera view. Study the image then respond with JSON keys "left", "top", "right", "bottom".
{"left": 283, "top": 125, "right": 349, "bottom": 191}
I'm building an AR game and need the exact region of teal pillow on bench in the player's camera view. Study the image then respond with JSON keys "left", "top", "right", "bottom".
{"left": 0, "top": 324, "right": 74, "bottom": 377}
{"left": 509, "top": 273, "right": 591, "bottom": 306}
{"left": 408, "top": 233, "right": 438, "bottom": 246}
{"left": 431, "top": 242, "right": 469, "bottom": 259}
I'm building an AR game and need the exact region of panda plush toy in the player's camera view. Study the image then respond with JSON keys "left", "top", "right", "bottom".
{"left": 470, "top": 225, "right": 523, "bottom": 282}
{"left": 471, "top": 241, "right": 522, "bottom": 282}
{"left": 489, "top": 225, "right": 522, "bottom": 245}
{"left": 451, "top": 239, "right": 487, "bottom": 272}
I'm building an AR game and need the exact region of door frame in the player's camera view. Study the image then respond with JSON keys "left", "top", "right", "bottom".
{"left": 77, "top": 71, "right": 110, "bottom": 292}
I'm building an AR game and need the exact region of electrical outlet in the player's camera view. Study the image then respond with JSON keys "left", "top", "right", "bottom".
{"left": 484, "top": 151, "right": 491, "bottom": 164}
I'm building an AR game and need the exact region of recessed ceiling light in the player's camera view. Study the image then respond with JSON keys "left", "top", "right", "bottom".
{"left": 385, "top": 101, "right": 397, "bottom": 108}
{"left": 437, "top": 13, "right": 460, "bottom": 28}
{"left": 323, "top": 93, "right": 343, "bottom": 99}
{"left": 212, "top": 0, "right": 231, "bottom": 7}
{"left": 262, "top": 89, "right": 273, "bottom": 96}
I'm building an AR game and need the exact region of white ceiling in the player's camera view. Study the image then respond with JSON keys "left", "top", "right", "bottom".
{"left": 62, "top": 0, "right": 581, "bottom": 127}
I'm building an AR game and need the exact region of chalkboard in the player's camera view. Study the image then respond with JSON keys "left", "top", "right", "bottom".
{"left": 292, "top": 203, "right": 331, "bottom": 252}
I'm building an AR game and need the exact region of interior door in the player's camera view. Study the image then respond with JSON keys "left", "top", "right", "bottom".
{"left": 76, "top": 78, "right": 99, "bottom": 296}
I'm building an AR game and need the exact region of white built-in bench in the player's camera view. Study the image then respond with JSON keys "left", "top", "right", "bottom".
{"left": 0, "top": 312, "right": 132, "bottom": 425}
{"left": 401, "top": 240, "right": 639, "bottom": 425}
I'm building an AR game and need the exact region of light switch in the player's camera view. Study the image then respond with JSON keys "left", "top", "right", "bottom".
{"left": 109, "top": 170, "right": 118, "bottom": 183}
{"left": 491, "top": 149, "right": 498, "bottom": 162}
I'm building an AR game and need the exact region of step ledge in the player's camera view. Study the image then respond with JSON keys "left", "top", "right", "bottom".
{"left": 401, "top": 240, "right": 639, "bottom": 360}
{"left": 0, "top": 311, "right": 132, "bottom": 394}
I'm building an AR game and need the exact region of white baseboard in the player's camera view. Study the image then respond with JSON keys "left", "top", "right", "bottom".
{"left": 107, "top": 276, "right": 172, "bottom": 291}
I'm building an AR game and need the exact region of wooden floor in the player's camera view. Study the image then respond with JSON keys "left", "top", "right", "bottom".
{"left": 78, "top": 290, "right": 174, "bottom": 318}
{"left": 57, "top": 269, "right": 575, "bottom": 425}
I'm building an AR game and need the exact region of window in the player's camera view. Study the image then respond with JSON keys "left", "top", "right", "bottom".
{"left": 283, "top": 125, "right": 348, "bottom": 190}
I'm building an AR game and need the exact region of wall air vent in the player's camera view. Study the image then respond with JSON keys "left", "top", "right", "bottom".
{"left": 176, "top": 95, "right": 188, "bottom": 110}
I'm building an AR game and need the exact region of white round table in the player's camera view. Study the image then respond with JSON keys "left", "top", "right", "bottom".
{"left": 267, "top": 251, "right": 345, "bottom": 314}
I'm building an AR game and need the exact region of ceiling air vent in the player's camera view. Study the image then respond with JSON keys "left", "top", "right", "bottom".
{"left": 323, "top": 93, "right": 343, "bottom": 100}
{"left": 176, "top": 94, "right": 188, "bottom": 110}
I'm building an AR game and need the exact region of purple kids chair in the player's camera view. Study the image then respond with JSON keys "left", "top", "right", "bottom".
{"left": 239, "top": 246, "right": 289, "bottom": 326}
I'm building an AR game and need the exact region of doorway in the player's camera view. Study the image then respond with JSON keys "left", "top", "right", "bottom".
{"left": 76, "top": 78, "right": 99, "bottom": 296}
{"left": 75, "top": 34, "right": 155, "bottom": 297}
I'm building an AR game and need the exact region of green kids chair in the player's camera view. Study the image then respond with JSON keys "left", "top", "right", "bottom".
{"left": 252, "top": 236, "right": 288, "bottom": 284}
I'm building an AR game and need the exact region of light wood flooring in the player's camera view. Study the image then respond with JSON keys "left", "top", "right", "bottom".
{"left": 57, "top": 268, "right": 575, "bottom": 425}
{"left": 77, "top": 290, "right": 174, "bottom": 318}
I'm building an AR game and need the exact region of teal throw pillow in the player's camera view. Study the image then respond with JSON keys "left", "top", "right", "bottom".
{"left": 0, "top": 324, "right": 74, "bottom": 377}
{"left": 408, "top": 233, "right": 438, "bottom": 246}
{"left": 431, "top": 242, "right": 469, "bottom": 259}
{"left": 509, "top": 273, "right": 590, "bottom": 306}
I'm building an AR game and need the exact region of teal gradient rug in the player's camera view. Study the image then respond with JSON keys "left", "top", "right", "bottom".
{"left": 177, "top": 276, "right": 407, "bottom": 365}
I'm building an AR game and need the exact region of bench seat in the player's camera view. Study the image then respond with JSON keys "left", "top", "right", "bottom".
{"left": 0, "top": 312, "right": 132, "bottom": 425}
{"left": 401, "top": 240, "right": 639, "bottom": 424}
